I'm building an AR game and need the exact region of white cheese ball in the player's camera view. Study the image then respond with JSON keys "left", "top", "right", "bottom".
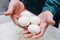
{"left": 18, "top": 16, "right": 30, "bottom": 27}
{"left": 20, "top": 10, "right": 35, "bottom": 18}
{"left": 30, "top": 16, "right": 40, "bottom": 25}
{"left": 28, "top": 25, "right": 40, "bottom": 34}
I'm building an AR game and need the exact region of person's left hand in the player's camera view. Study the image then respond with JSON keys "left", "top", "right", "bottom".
{"left": 22, "top": 11, "right": 55, "bottom": 39}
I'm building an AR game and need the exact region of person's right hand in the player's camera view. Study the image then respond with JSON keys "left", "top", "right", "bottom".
{"left": 5, "top": 0, "right": 26, "bottom": 28}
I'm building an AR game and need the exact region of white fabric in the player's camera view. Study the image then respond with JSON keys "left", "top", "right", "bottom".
{"left": 0, "top": 22, "right": 56, "bottom": 40}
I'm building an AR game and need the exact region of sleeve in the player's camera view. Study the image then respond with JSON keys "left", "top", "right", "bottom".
{"left": 42, "top": 0, "right": 60, "bottom": 15}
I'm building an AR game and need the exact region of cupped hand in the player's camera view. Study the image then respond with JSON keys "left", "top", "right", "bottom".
{"left": 5, "top": 0, "right": 25, "bottom": 27}
{"left": 22, "top": 11, "right": 55, "bottom": 39}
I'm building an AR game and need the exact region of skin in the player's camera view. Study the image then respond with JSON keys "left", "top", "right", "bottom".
{"left": 5, "top": 0, "right": 55, "bottom": 39}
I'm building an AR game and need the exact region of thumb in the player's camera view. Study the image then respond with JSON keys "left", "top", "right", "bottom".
{"left": 5, "top": 10, "right": 13, "bottom": 16}
{"left": 45, "top": 11, "right": 55, "bottom": 25}
{"left": 47, "top": 18, "right": 55, "bottom": 25}
{"left": 5, "top": 2, "right": 15, "bottom": 16}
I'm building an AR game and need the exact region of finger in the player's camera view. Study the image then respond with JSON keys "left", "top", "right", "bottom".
{"left": 23, "top": 30, "right": 29, "bottom": 34}
{"left": 32, "top": 23, "right": 48, "bottom": 39}
{"left": 11, "top": 16, "right": 21, "bottom": 27}
{"left": 5, "top": 11, "right": 11, "bottom": 16}
{"left": 47, "top": 18, "right": 55, "bottom": 25}
{"left": 22, "top": 27, "right": 28, "bottom": 30}
{"left": 45, "top": 11, "right": 55, "bottom": 25}
{"left": 23, "top": 34, "right": 33, "bottom": 38}
{"left": 11, "top": 16, "right": 19, "bottom": 25}
{"left": 32, "top": 30, "right": 44, "bottom": 39}
{"left": 11, "top": 15, "right": 22, "bottom": 27}
{"left": 11, "top": 15, "right": 28, "bottom": 31}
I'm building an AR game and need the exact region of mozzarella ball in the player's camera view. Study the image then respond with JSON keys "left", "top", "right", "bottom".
{"left": 18, "top": 16, "right": 30, "bottom": 27}
{"left": 20, "top": 10, "right": 35, "bottom": 18}
{"left": 28, "top": 25, "right": 40, "bottom": 34}
{"left": 30, "top": 16, "right": 40, "bottom": 25}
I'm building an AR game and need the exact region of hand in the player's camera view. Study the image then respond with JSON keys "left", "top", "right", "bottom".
{"left": 22, "top": 11, "right": 55, "bottom": 39}
{"left": 5, "top": 0, "right": 25, "bottom": 27}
